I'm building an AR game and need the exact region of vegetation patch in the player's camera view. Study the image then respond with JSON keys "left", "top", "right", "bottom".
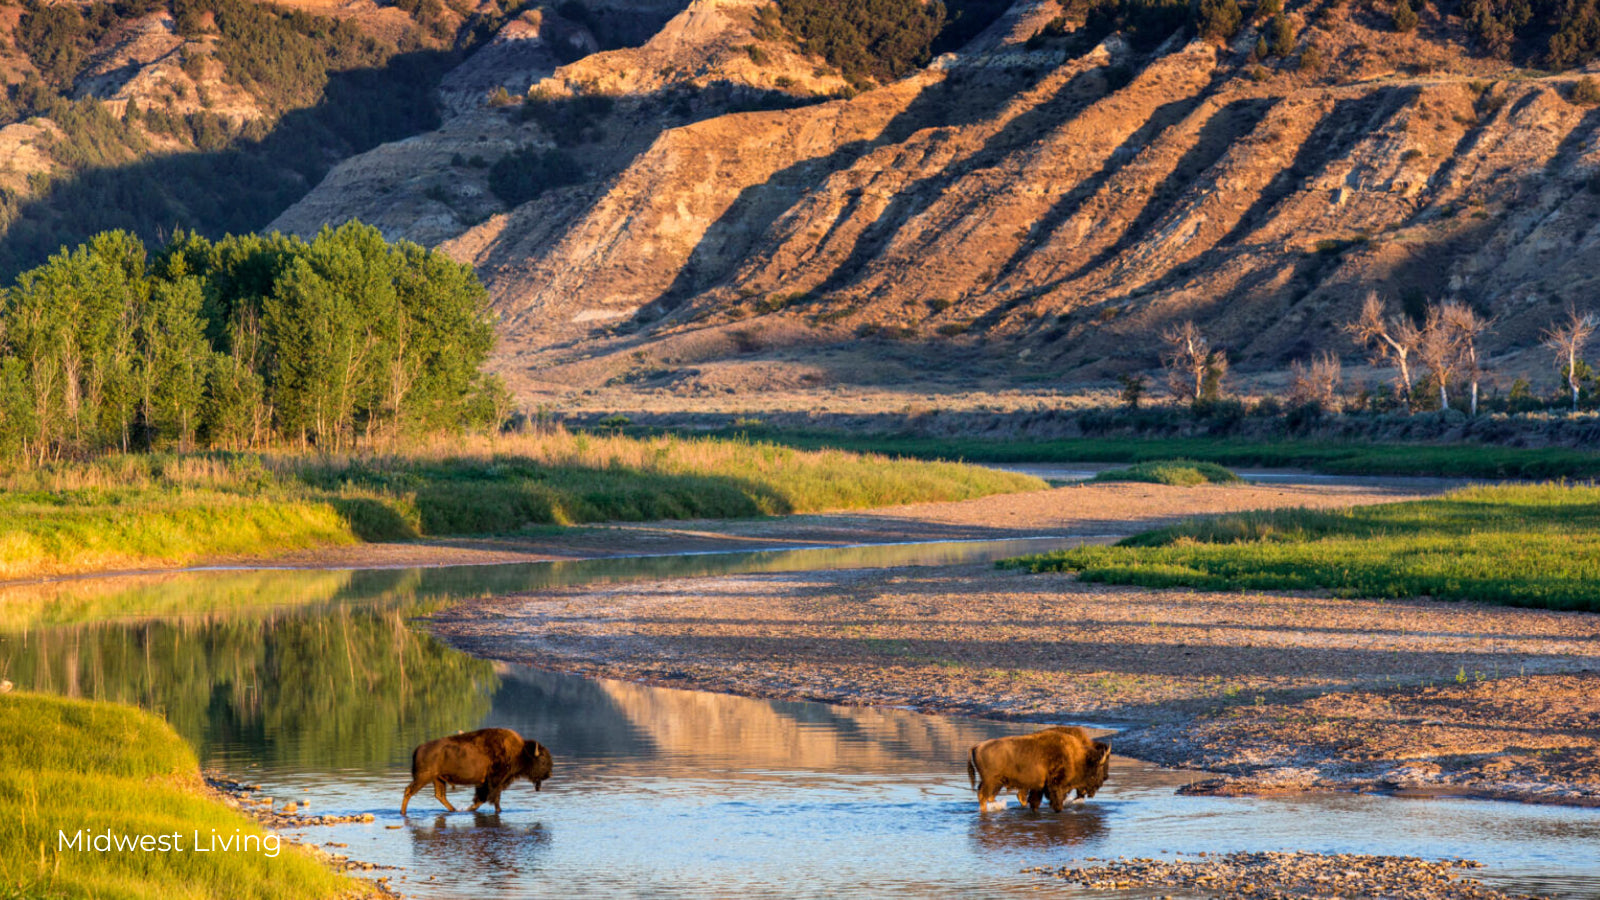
{"left": 1090, "top": 459, "right": 1242, "bottom": 486}
{"left": 1001, "top": 484, "right": 1600, "bottom": 612}
{"left": 0, "top": 431, "right": 1044, "bottom": 580}
{"left": 727, "top": 432, "right": 1600, "bottom": 480}
{"left": 0, "top": 692, "right": 350, "bottom": 899}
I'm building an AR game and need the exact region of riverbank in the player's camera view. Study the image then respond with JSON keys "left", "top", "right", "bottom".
{"left": 0, "top": 432, "right": 1039, "bottom": 583}
{"left": 425, "top": 484, "right": 1600, "bottom": 808}
{"left": 0, "top": 692, "right": 359, "bottom": 899}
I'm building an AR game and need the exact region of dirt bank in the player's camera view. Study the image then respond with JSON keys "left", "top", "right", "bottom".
{"left": 425, "top": 482, "right": 1600, "bottom": 807}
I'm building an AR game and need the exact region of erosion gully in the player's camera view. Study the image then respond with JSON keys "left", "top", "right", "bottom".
{"left": 2, "top": 537, "right": 1596, "bottom": 898}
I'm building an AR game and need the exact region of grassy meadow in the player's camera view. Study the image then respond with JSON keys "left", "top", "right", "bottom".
{"left": 726, "top": 431, "right": 1600, "bottom": 479}
{"left": 1002, "top": 483, "right": 1600, "bottom": 611}
{"left": 0, "top": 431, "right": 1043, "bottom": 581}
{"left": 0, "top": 692, "right": 353, "bottom": 900}
{"left": 1090, "top": 459, "right": 1242, "bottom": 486}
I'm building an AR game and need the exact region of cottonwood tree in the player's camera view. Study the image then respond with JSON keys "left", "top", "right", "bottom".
{"left": 1162, "top": 320, "right": 1228, "bottom": 403}
{"left": 0, "top": 221, "right": 499, "bottom": 462}
{"left": 1349, "top": 291, "right": 1419, "bottom": 408}
{"left": 1439, "top": 302, "right": 1492, "bottom": 416}
{"left": 1543, "top": 305, "right": 1597, "bottom": 413}
{"left": 1417, "top": 304, "right": 1464, "bottom": 410}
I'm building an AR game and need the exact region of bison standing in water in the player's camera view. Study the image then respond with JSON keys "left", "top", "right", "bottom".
{"left": 967, "top": 727, "right": 1111, "bottom": 812}
{"left": 401, "top": 728, "right": 554, "bottom": 815}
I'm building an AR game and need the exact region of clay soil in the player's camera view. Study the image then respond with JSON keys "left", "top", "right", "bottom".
{"left": 425, "top": 481, "right": 1600, "bottom": 808}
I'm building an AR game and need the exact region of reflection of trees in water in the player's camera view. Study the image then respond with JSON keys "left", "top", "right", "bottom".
{"left": 0, "top": 598, "right": 497, "bottom": 770}
{"left": 968, "top": 805, "right": 1109, "bottom": 853}
{"left": 409, "top": 814, "right": 551, "bottom": 878}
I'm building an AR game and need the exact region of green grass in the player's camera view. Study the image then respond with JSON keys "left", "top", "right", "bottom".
{"left": 1090, "top": 459, "right": 1242, "bottom": 486}
{"left": 1000, "top": 483, "right": 1600, "bottom": 611}
{"left": 0, "top": 431, "right": 1043, "bottom": 580}
{"left": 0, "top": 693, "right": 352, "bottom": 900}
{"left": 707, "top": 431, "right": 1600, "bottom": 479}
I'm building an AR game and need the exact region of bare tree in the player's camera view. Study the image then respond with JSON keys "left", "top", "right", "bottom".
{"left": 1438, "top": 302, "right": 1492, "bottom": 416}
{"left": 1162, "top": 320, "right": 1227, "bottom": 403}
{"left": 1543, "top": 305, "right": 1597, "bottom": 413}
{"left": 1417, "top": 304, "right": 1462, "bottom": 410}
{"left": 1348, "top": 291, "right": 1419, "bottom": 407}
{"left": 1288, "top": 351, "right": 1344, "bottom": 411}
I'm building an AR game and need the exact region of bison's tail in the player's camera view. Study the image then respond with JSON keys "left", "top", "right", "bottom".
{"left": 967, "top": 746, "right": 978, "bottom": 792}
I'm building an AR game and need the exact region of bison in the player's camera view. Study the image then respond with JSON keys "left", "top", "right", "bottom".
{"left": 967, "top": 727, "right": 1111, "bottom": 812}
{"left": 401, "top": 728, "right": 554, "bottom": 815}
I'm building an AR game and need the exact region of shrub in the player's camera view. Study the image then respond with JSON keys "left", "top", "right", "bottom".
{"left": 488, "top": 146, "right": 584, "bottom": 206}
{"left": 778, "top": 0, "right": 946, "bottom": 84}
{"left": 1197, "top": 0, "right": 1244, "bottom": 40}
{"left": 1572, "top": 76, "right": 1600, "bottom": 105}
{"left": 1090, "top": 459, "right": 1244, "bottom": 486}
{"left": 1393, "top": 0, "right": 1419, "bottom": 33}
{"left": 1267, "top": 13, "right": 1295, "bottom": 54}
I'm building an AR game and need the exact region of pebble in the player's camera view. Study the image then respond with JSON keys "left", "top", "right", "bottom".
{"left": 1027, "top": 852, "right": 1547, "bottom": 900}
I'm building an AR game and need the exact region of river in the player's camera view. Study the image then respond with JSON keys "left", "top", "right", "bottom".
{"left": 2, "top": 539, "right": 1596, "bottom": 898}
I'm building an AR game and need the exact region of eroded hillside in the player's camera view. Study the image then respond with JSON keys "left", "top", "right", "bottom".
{"left": 10, "top": 0, "right": 1595, "bottom": 408}
{"left": 294, "top": 0, "right": 1595, "bottom": 405}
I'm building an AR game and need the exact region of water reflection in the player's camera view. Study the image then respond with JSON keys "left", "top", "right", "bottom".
{"left": 0, "top": 537, "right": 1078, "bottom": 770}
{"left": 0, "top": 603, "right": 496, "bottom": 768}
{"left": 0, "top": 537, "right": 1082, "bottom": 628}
{"left": 968, "top": 806, "right": 1110, "bottom": 853}
{"left": 409, "top": 815, "right": 551, "bottom": 881}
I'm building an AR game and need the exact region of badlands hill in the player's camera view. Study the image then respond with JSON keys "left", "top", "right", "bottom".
{"left": 278, "top": 0, "right": 1600, "bottom": 404}
{"left": 4, "top": 0, "right": 1599, "bottom": 407}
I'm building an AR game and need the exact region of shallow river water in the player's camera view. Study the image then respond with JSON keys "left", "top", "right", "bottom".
{"left": 2, "top": 538, "right": 1597, "bottom": 898}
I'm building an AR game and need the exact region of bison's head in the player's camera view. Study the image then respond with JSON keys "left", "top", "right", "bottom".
{"left": 520, "top": 740, "right": 554, "bottom": 790}
{"left": 1080, "top": 742, "right": 1112, "bottom": 798}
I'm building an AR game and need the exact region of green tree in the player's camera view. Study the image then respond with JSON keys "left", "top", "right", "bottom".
{"left": 1393, "top": 0, "right": 1419, "bottom": 33}
{"left": 263, "top": 223, "right": 396, "bottom": 449}
{"left": 1267, "top": 14, "right": 1296, "bottom": 54}
{"left": 137, "top": 274, "right": 210, "bottom": 449}
{"left": 1197, "top": 0, "right": 1244, "bottom": 40}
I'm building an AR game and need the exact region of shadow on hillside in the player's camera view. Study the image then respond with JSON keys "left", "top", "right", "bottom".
{"left": 640, "top": 68, "right": 1050, "bottom": 318}
{"left": 0, "top": 48, "right": 457, "bottom": 279}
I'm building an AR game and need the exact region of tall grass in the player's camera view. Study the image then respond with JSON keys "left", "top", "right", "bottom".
{"left": 0, "top": 693, "right": 351, "bottom": 899}
{"left": 1001, "top": 483, "right": 1600, "bottom": 611}
{"left": 0, "top": 431, "right": 1044, "bottom": 580}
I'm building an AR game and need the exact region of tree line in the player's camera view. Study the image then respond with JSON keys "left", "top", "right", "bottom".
{"left": 0, "top": 221, "right": 503, "bottom": 463}
{"left": 1138, "top": 294, "right": 1600, "bottom": 416}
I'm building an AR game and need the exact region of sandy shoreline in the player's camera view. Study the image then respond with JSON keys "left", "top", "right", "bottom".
{"left": 420, "top": 482, "right": 1600, "bottom": 809}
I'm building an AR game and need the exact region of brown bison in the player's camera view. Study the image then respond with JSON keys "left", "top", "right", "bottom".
{"left": 967, "top": 727, "right": 1111, "bottom": 812}
{"left": 401, "top": 728, "right": 553, "bottom": 815}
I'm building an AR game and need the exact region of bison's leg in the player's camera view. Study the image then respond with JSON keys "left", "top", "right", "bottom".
{"left": 977, "top": 777, "right": 1001, "bottom": 811}
{"left": 433, "top": 779, "right": 458, "bottom": 812}
{"left": 466, "top": 782, "right": 490, "bottom": 813}
{"left": 1015, "top": 787, "right": 1030, "bottom": 806}
{"left": 1047, "top": 783, "right": 1067, "bottom": 813}
{"left": 1025, "top": 789, "right": 1043, "bottom": 812}
{"left": 401, "top": 777, "right": 429, "bottom": 815}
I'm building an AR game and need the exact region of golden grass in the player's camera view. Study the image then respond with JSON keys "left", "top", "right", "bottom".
{"left": 0, "top": 430, "right": 1044, "bottom": 581}
{"left": 0, "top": 693, "right": 355, "bottom": 899}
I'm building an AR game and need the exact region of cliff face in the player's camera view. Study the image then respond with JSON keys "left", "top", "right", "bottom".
{"left": 265, "top": 0, "right": 1600, "bottom": 398}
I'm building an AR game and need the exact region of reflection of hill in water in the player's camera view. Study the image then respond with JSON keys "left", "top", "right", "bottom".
{"left": 484, "top": 666, "right": 1025, "bottom": 775}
